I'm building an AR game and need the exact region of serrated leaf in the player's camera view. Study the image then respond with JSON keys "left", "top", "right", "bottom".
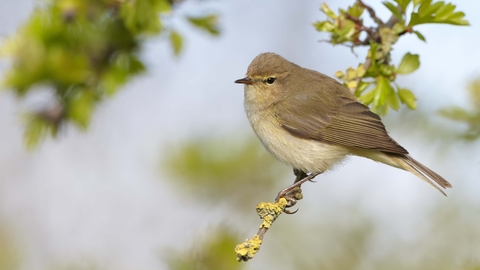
{"left": 187, "top": 15, "right": 220, "bottom": 35}
{"left": 383, "top": 2, "right": 404, "bottom": 21}
{"left": 435, "top": 3, "right": 456, "bottom": 20}
{"left": 170, "top": 31, "right": 183, "bottom": 56}
{"left": 398, "top": 88, "right": 417, "bottom": 109}
{"left": 409, "top": 1, "right": 469, "bottom": 26}
{"left": 320, "top": 3, "right": 337, "bottom": 19}
{"left": 413, "top": 30, "right": 426, "bottom": 41}
{"left": 396, "top": 53, "right": 420, "bottom": 74}
{"left": 419, "top": 1, "right": 443, "bottom": 17}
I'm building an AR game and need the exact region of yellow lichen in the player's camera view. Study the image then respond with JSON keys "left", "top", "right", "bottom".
{"left": 234, "top": 234, "right": 262, "bottom": 262}
{"left": 257, "top": 198, "right": 287, "bottom": 229}
{"left": 234, "top": 198, "right": 288, "bottom": 262}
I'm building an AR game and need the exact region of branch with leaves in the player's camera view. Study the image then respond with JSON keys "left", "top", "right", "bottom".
{"left": 313, "top": 0, "right": 468, "bottom": 115}
{"left": 1, "top": 0, "right": 219, "bottom": 149}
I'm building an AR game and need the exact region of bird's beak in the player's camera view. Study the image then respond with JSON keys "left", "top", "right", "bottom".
{"left": 234, "top": 77, "right": 253, "bottom": 85}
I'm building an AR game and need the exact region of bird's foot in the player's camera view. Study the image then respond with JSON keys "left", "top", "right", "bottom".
{"left": 275, "top": 172, "right": 321, "bottom": 214}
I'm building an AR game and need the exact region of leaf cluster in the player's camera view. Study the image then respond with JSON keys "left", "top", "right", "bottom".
{"left": 313, "top": 0, "right": 468, "bottom": 115}
{"left": 1, "top": 0, "right": 219, "bottom": 149}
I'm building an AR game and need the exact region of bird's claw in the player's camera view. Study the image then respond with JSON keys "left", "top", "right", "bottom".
{"left": 276, "top": 191, "right": 300, "bottom": 214}
{"left": 283, "top": 208, "right": 299, "bottom": 214}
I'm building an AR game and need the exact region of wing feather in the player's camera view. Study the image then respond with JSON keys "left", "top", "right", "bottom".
{"left": 277, "top": 93, "right": 408, "bottom": 154}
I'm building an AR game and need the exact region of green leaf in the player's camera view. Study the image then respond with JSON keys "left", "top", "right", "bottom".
{"left": 418, "top": 1, "right": 443, "bottom": 17}
{"left": 358, "top": 88, "right": 377, "bottom": 106}
{"left": 409, "top": 1, "right": 469, "bottom": 26}
{"left": 388, "top": 89, "right": 400, "bottom": 110}
{"left": 313, "top": 21, "right": 334, "bottom": 32}
{"left": 396, "top": 53, "right": 420, "bottom": 74}
{"left": 170, "top": 31, "right": 183, "bottom": 56}
{"left": 347, "top": 2, "right": 364, "bottom": 18}
{"left": 187, "top": 15, "right": 220, "bottom": 35}
{"left": 356, "top": 81, "right": 371, "bottom": 95}
{"left": 383, "top": 2, "right": 404, "bottom": 21}
{"left": 413, "top": 0, "right": 425, "bottom": 7}
{"left": 320, "top": 3, "right": 337, "bottom": 19}
{"left": 394, "top": 0, "right": 411, "bottom": 10}
{"left": 374, "top": 76, "right": 390, "bottom": 107}
{"left": 436, "top": 3, "right": 456, "bottom": 20}
{"left": 374, "top": 76, "right": 401, "bottom": 112}
{"left": 413, "top": 30, "right": 426, "bottom": 41}
{"left": 398, "top": 88, "right": 417, "bottom": 109}
{"left": 379, "top": 64, "right": 395, "bottom": 77}
{"left": 367, "top": 42, "right": 380, "bottom": 72}
{"left": 393, "top": 22, "right": 406, "bottom": 34}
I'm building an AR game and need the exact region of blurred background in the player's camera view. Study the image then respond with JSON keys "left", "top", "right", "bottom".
{"left": 0, "top": 0, "right": 479, "bottom": 269}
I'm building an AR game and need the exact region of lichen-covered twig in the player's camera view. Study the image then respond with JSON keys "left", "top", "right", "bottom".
{"left": 235, "top": 172, "right": 321, "bottom": 261}
{"left": 234, "top": 198, "right": 288, "bottom": 262}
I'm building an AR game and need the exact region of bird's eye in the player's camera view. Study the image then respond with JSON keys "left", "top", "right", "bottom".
{"left": 266, "top": 77, "right": 276, "bottom": 85}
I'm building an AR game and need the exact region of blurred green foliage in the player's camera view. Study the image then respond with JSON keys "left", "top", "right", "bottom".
{"left": 0, "top": 0, "right": 219, "bottom": 149}
{"left": 0, "top": 227, "right": 20, "bottom": 270}
{"left": 164, "top": 226, "right": 243, "bottom": 270}
{"left": 163, "top": 137, "right": 288, "bottom": 212}
{"left": 440, "top": 78, "right": 480, "bottom": 140}
{"left": 313, "top": 0, "right": 468, "bottom": 115}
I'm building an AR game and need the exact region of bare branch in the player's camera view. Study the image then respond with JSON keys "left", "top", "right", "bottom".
{"left": 357, "top": 0, "right": 385, "bottom": 27}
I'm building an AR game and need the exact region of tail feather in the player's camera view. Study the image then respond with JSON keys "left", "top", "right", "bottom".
{"left": 390, "top": 154, "right": 451, "bottom": 196}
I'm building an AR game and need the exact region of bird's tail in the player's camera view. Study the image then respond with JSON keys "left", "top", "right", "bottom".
{"left": 389, "top": 154, "right": 452, "bottom": 196}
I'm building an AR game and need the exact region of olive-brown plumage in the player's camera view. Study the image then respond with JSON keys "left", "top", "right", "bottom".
{"left": 235, "top": 52, "right": 451, "bottom": 195}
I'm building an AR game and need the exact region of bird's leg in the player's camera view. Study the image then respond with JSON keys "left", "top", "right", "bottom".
{"left": 275, "top": 170, "right": 321, "bottom": 214}
{"left": 285, "top": 169, "right": 308, "bottom": 203}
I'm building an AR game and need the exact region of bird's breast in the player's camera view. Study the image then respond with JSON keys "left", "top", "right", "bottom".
{"left": 243, "top": 102, "right": 348, "bottom": 173}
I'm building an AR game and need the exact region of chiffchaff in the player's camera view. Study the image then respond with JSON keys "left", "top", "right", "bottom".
{"left": 235, "top": 52, "right": 451, "bottom": 196}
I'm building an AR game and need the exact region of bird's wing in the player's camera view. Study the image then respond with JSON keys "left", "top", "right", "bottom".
{"left": 276, "top": 94, "right": 408, "bottom": 155}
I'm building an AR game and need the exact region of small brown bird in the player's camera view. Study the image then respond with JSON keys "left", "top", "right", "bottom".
{"left": 235, "top": 52, "right": 451, "bottom": 197}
